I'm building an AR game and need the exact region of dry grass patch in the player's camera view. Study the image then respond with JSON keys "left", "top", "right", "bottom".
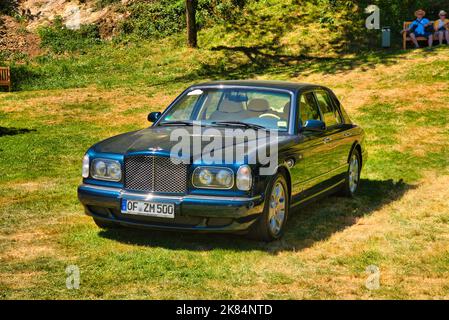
{"left": 5, "top": 178, "right": 58, "bottom": 192}
{"left": 295, "top": 50, "right": 449, "bottom": 114}
{"left": 395, "top": 126, "right": 449, "bottom": 157}
{"left": 0, "top": 271, "right": 45, "bottom": 291}
{"left": 0, "top": 87, "right": 174, "bottom": 126}
{"left": 0, "top": 229, "right": 55, "bottom": 262}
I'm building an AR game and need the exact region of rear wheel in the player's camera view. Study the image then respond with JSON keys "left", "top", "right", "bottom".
{"left": 248, "top": 173, "right": 289, "bottom": 242}
{"left": 93, "top": 218, "right": 120, "bottom": 230}
{"left": 339, "top": 149, "right": 361, "bottom": 197}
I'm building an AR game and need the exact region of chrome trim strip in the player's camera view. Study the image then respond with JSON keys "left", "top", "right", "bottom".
{"left": 79, "top": 184, "right": 261, "bottom": 202}
{"left": 291, "top": 179, "right": 345, "bottom": 207}
{"left": 187, "top": 194, "right": 261, "bottom": 202}
{"left": 80, "top": 184, "right": 121, "bottom": 192}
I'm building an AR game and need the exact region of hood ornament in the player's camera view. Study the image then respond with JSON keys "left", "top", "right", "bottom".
{"left": 148, "top": 147, "right": 163, "bottom": 152}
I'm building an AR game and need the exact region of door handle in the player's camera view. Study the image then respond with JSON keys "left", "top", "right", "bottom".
{"left": 343, "top": 132, "right": 351, "bottom": 137}
{"left": 323, "top": 137, "right": 332, "bottom": 143}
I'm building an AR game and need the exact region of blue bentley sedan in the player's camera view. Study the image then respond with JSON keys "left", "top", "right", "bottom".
{"left": 78, "top": 81, "right": 367, "bottom": 241}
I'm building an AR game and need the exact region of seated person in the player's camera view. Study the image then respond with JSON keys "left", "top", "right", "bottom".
{"left": 404, "top": 9, "right": 434, "bottom": 48}
{"left": 434, "top": 10, "right": 449, "bottom": 45}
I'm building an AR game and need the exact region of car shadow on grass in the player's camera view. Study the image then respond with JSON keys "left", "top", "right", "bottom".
{"left": 98, "top": 178, "right": 413, "bottom": 253}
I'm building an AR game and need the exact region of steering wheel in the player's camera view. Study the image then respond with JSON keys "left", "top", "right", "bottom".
{"left": 259, "top": 113, "right": 281, "bottom": 120}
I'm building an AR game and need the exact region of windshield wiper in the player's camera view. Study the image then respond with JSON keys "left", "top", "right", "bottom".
{"left": 159, "top": 121, "right": 193, "bottom": 126}
{"left": 212, "top": 121, "right": 267, "bottom": 130}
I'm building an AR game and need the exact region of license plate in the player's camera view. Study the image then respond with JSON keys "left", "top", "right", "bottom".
{"left": 121, "top": 199, "right": 175, "bottom": 218}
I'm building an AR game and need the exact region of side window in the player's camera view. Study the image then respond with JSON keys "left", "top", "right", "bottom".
{"left": 299, "top": 92, "right": 321, "bottom": 126}
{"left": 315, "top": 91, "right": 342, "bottom": 127}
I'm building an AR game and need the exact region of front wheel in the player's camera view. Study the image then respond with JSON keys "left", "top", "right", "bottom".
{"left": 339, "top": 149, "right": 361, "bottom": 197}
{"left": 248, "top": 173, "right": 290, "bottom": 242}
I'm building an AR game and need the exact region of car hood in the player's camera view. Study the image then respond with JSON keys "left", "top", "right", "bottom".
{"left": 93, "top": 126, "right": 293, "bottom": 159}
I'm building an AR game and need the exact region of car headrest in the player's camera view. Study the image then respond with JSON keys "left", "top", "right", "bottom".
{"left": 219, "top": 99, "right": 244, "bottom": 113}
{"left": 247, "top": 99, "right": 270, "bottom": 112}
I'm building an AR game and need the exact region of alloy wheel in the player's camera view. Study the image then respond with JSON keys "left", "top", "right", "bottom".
{"left": 348, "top": 153, "right": 360, "bottom": 194}
{"left": 268, "top": 181, "right": 286, "bottom": 236}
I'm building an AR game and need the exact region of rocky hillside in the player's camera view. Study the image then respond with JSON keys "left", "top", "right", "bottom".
{"left": 0, "top": 15, "right": 40, "bottom": 58}
{"left": 0, "top": 0, "right": 127, "bottom": 58}
{"left": 20, "top": 0, "right": 127, "bottom": 37}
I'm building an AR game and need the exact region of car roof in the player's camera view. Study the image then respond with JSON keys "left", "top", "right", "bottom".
{"left": 189, "top": 80, "right": 324, "bottom": 92}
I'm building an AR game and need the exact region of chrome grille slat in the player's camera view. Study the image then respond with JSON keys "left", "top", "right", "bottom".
{"left": 124, "top": 155, "right": 187, "bottom": 194}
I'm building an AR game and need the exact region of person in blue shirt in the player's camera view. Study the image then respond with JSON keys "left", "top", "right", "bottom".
{"left": 405, "top": 9, "right": 434, "bottom": 48}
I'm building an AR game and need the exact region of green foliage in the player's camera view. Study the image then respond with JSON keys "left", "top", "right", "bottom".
{"left": 38, "top": 16, "right": 101, "bottom": 54}
{"left": 95, "top": 0, "right": 121, "bottom": 10}
{"left": 119, "top": 0, "right": 186, "bottom": 39}
{"left": 119, "top": 0, "right": 247, "bottom": 39}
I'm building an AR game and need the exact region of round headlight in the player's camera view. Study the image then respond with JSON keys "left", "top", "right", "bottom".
{"left": 198, "top": 169, "right": 213, "bottom": 185}
{"left": 94, "top": 160, "right": 107, "bottom": 176}
{"left": 216, "top": 169, "right": 233, "bottom": 186}
{"left": 108, "top": 162, "right": 122, "bottom": 180}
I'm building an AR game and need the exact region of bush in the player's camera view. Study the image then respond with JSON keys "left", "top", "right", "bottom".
{"left": 38, "top": 17, "right": 101, "bottom": 54}
{"left": 95, "top": 0, "right": 121, "bottom": 10}
{"left": 119, "top": 0, "right": 247, "bottom": 39}
{"left": 119, "top": 0, "right": 185, "bottom": 39}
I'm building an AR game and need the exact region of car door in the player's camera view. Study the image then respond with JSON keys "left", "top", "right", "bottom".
{"left": 290, "top": 91, "right": 329, "bottom": 203}
{"left": 313, "top": 89, "right": 349, "bottom": 186}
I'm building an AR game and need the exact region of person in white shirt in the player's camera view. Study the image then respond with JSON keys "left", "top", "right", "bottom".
{"left": 434, "top": 10, "right": 449, "bottom": 45}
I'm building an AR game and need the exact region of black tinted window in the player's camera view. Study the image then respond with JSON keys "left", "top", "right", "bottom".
{"left": 315, "top": 91, "right": 342, "bottom": 127}
{"left": 299, "top": 92, "right": 321, "bottom": 126}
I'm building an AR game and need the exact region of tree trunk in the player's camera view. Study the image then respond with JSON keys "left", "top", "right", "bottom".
{"left": 186, "top": 0, "right": 197, "bottom": 48}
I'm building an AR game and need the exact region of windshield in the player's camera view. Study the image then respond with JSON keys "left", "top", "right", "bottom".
{"left": 159, "top": 88, "right": 292, "bottom": 131}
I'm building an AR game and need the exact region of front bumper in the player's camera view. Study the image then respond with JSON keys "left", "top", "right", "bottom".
{"left": 77, "top": 184, "right": 265, "bottom": 233}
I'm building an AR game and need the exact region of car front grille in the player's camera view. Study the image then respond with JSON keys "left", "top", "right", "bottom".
{"left": 124, "top": 155, "right": 188, "bottom": 194}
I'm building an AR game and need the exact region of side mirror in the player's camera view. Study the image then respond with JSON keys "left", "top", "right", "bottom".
{"left": 301, "top": 120, "right": 326, "bottom": 132}
{"left": 148, "top": 112, "right": 162, "bottom": 123}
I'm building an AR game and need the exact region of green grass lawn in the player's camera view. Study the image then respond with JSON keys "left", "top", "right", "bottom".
{"left": 1, "top": 44, "right": 449, "bottom": 299}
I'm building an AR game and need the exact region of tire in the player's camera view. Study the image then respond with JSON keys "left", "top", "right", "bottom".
{"left": 93, "top": 218, "right": 120, "bottom": 230}
{"left": 339, "top": 148, "right": 361, "bottom": 197}
{"left": 248, "top": 173, "right": 290, "bottom": 242}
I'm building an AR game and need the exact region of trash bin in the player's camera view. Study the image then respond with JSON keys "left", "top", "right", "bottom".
{"left": 382, "top": 26, "right": 391, "bottom": 48}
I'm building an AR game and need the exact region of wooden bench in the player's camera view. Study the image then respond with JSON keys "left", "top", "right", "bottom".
{"left": 403, "top": 21, "right": 441, "bottom": 49}
{"left": 0, "top": 67, "right": 11, "bottom": 92}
